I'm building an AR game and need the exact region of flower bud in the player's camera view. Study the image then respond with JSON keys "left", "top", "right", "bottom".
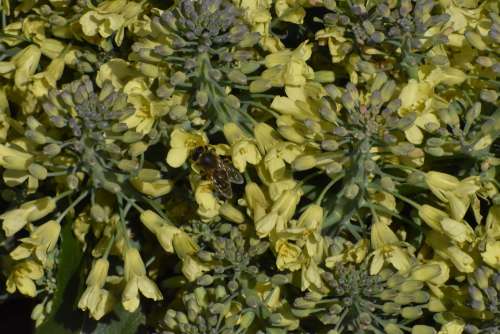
{"left": 385, "top": 323, "right": 404, "bottom": 334}
{"left": 411, "top": 325, "right": 436, "bottom": 334}
{"left": 465, "top": 31, "right": 487, "bottom": 50}
{"left": 239, "top": 312, "right": 255, "bottom": 329}
{"left": 219, "top": 203, "right": 245, "bottom": 223}
{"left": 292, "top": 155, "right": 317, "bottom": 171}
{"left": 249, "top": 79, "right": 272, "bottom": 93}
{"left": 401, "top": 306, "right": 423, "bottom": 319}
{"left": 28, "top": 163, "right": 48, "bottom": 180}
{"left": 314, "top": 71, "right": 335, "bottom": 83}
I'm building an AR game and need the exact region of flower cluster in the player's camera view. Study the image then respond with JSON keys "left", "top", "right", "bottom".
{"left": 0, "top": 0, "right": 499, "bottom": 332}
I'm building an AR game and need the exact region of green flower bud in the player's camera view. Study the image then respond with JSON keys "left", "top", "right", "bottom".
{"left": 240, "top": 61, "right": 260, "bottom": 74}
{"left": 25, "top": 130, "right": 48, "bottom": 145}
{"left": 400, "top": 280, "right": 424, "bottom": 293}
{"left": 227, "top": 69, "right": 247, "bottom": 84}
{"left": 480, "top": 89, "right": 498, "bottom": 103}
{"left": 292, "top": 155, "right": 317, "bottom": 171}
{"left": 215, "top": 285, "right": 227, "bottom": 300}
{"left": 224, "top": 95, "right": 240, "bottom": 109}
{"left": 411, "top": 325, "right": 436, "bottom": 334}
{"left": 345, "top": 183, "right": 360, "bottom": 199}
{"left": 197, "top": 274, "right": 214, "bottom": 286}
{"left": 249, "top": 79, "right": 272, "bottom": 93}
{"left": 196, "top": 90, "right": 209, "bottom": 107}
{"left": 382, "top": 302, "right": 401, "bottom": 314}
{"left": 315, "top": 71, "right": 335, "bottom": 83}
{"left": 43, "top": 143, "right": 61, "bottom": 156}
{"left": 239, "top": 312, "right": 255, "bottom": 329}
{"left": 385, "top": 323, "right": 404, "bottom": 334}
{"left": 169, "top": 105, "right": 188, "bottom": 121}
{"left": 271, "top": 274, "right": 289, "bottom": 286}
{"left": 401, "top": 306, "right": 423, "bottom": 319}
{"left": 28, "top": 163, "right": 48, "bottom": 180}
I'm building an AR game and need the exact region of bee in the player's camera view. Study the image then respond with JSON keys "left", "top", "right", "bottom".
{"left": 190, "top": 145, "right": 244, "bottom": 199}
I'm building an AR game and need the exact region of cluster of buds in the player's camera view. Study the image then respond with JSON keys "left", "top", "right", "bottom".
{"left": 293, "top": 260, "right": 443, "bottom": 334}
{"left": 463, "top": 266, "right": 500, "bottom": 333}
{"left": 132, "top": 0, "right": 263, "bottom": 132}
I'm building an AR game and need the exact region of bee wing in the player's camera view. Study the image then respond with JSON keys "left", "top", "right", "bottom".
{"left": 212, "top": 171, "right": 233, "bottom": 199}
{"left": 225, "top": 163, "right": 244, "bottom": 184}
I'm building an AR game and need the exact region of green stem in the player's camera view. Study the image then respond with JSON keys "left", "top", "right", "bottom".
{"left": 316, "top": 173, "right": 344, "bottom": 205}
{"left": 54, "top": 190, "right": 74, "bottom": 201}
{"left": 244, "top": 101, "right": 280, "bottom": 119}
{"left": 103, "top": 234, "right": 116, "bottom": 259}
{"left": 55, "top": 190, "right": 89, "bottom": 223}
{"left": 370, "top": 184, "right": 421, "bottom": 209}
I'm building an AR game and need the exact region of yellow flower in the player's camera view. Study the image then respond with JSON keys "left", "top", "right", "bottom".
{"left": 223, "top": 123, "right": 262, "bottom": 172}
{"left": 6, "top": 259, "right": 44, "bottom": 297}
{"left": 426, "top": 171, "right": 480, "bottom": 220}
{"left": 262, "top": 41, "right": 315, "bottom": 87}
{"left": 425, "top": 67, "right": 467, "bottom": 87}
{"left": 10, "top": 220, "right": 61, "bottom": 265}
{"left": 166, "top": 128, "right": 208, "bottom": 168}
{"left": 254, "top": 122, "right": 282, "bottom": 155}
{"left": 140, "top": 210, "right": 198, "bottom": 257}
{"left": 130, "top": 168, "right": 173, "bottom": 197}
{"left": 11, "top": 45, "right": 41, "bottom": 90}
{"left": 181, "top": 255, "right": 211, "bottom": 282}
{"left": 369, "top": 221, "right": 412, "bottom": 274}
{"left": 172, "top": 231, "right": 199, "bottom": 260}
{"left": 398, "top": 79, "right": 439, "bottom": 144}
{"left": 269, "top": 188, "right": 302, "bottom": 229}
{"left": 426, "top": 230, "right": 475, "bottom": 273}
{"left": 301, "top": 258, "right": 323, "bottom": 291}
{"left": 0, "top": 143, "right": 34, "bottom": 170}
{"left": 0, "top": 197, "right": 56, "bottom": 237}
{"left": 258, "top": 142, "right": 303, "bottom": 183}
{"left": 481, "top": 240, "right": 500, "bottom": 269}
{"left": 122, "top": 78, "right": 177, "bottom": 135}
{"left": 439, "top": 217, "right": 475, "bottom": 244}
{"left": 78, "top": 259, "right": 114, "bottom": 320}
{"left": 243, "top": 182, "right": 270, "bottom": 221}
{"left": 194, "top": 181, "right": 222, "bottom": 221}
{"left": 325, "top": 239, "right": 369, "bottom": 268}
{"left": 79, "top": 0, "right": 143, "bottom": 46}
{"left": 219, "top": 203, "right": 245, "bottom": 223}
{"left": 96, "top": 59, "right": 141, "bottom": 88}
{"left": 426, "top": 171, "right": 461, "bottom": 201}
{"left": 438, "top": 320, "right": 465, "bottom": 334}
{"left": 275, "top": 239, "right": 303, "bottom": 271}
{"left": 485, "top": 205, "right": 500, "bottom": 239}
{"left": 122, "top": 247, "right": 163, "bottom": 312}
{"left": 370, "top": 191, "right": 396, "bottom": 225}
{"left": 256, "top": 211, "right": 281, "bottom": 238}
{"left": 275, "top": 0, "right": 306, "bottom": 24}
{"left": 418, "top": 204, "right": 475, "bottom": 244}
{"left": 297, "top": 204, "right": 323, "bottom": 231}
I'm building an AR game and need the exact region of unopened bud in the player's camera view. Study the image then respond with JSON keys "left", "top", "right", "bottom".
{"left": 292, "top": 155, "right": 317, "bottom": 171}
{"left": 28, "top": 163, "right": 48, "bottom": 180}
{"left": 249, "top": 79, "right": 271, "bottom": 93}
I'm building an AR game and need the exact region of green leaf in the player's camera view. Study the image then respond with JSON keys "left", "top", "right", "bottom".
{"left": 36, "top": 221, "right": 86, "bottom": 334}
{"left": 86, "top": 303, "right": 145, "bottom": 334}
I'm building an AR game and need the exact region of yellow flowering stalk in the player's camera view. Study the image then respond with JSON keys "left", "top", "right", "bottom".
{"left": 0, "top": 197, "right": 56, "bottom": 237}
{"left": 166, "top": 128, "right": 208, "bottom": 168}
{"left": 78, "top": 258, "right": 114, "bottom": 320}
{"left": 6, "top": 259, "right": 44, "bottom": 297}
{"left": 122, "top": 247, "right": 163, "bottom": 312}
{"left": 10, "top": 220, "right": 61, "bottom": 266}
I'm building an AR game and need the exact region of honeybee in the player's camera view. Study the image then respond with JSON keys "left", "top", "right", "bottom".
{"left": 190, "top": 145, "right": 244, "bottom": 199}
